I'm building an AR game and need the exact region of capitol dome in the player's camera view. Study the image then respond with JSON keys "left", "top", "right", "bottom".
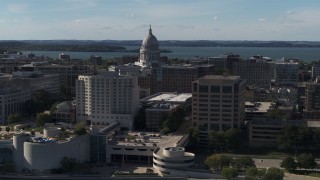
{"left": 137, "top": 25, "right": 160, "bottom": 68}
{"left": 141, "top": 26, "right": 159, "bottom": 51}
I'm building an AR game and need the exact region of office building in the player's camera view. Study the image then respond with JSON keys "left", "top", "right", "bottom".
{"left": 141, "top": 92, "right": 192, "bottom": 130}
{"left": 160, "top": 64, "right": 214, "bottom": 93}
{"left": 232, "top": 60, "right": 273, "bottom": 88}
{"left": 305, "top": 78, "right": 320, "bottom": 111}
{"left": 192, "top": 75, "right": 246, "bottom": 146}
{"left": 35, "top": 65, "right": 94, "bottom": 97}
{"left": 145, "top": 104, "right": 178, "bottom": 130}
{"left": 89, "top": 55, "right": 102, "bottom": 66}
{"left": 312, "top": 61, "right": 320, "bottom": 79}
{"left": 248, "top": 119, "right": 303, "bottom": 147}
{"left": 208, "top": 54, "right": 241, "bottom": 73}
{"left": 0, "top": 87, "right": 30, "bottom": 124}
{"left": 12, "top": 71, "right": 59, "bottom": 95}
{"left": 274, "top": 61, "right": 299, "bottom": 87}
{"left": 76, "top": 71, "right": 139, "bottom": 130}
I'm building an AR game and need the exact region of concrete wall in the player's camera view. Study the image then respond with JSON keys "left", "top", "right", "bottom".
{"left": 23, "top": 135, "right": 90, "bottom": 172}
{"left": 13, "top": 134, "right": 30, "bottom": 172}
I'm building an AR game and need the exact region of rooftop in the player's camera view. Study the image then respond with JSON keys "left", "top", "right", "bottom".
{"left": 245, "top": 102, "right": 274, "bottom": 113}
{"left": 141, "top": 92, "right": 192, "bottom": 103}
{"left": 109, "top": 131, "right": 187, "bottom": 148}
{"left": 200, "top": 75, "right": 240, "bottom": 80}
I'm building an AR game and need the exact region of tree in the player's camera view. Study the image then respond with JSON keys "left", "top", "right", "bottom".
{"left": 74, "top": 121, "right": 87, "bottom": 136}
{"left": 208, "top": 131, "right": 225, "bottom": 151}
{"left": 221, "top": 167, "right": 238, "bottom": 180}
{"left": 205, "top": 154, "right": 232, "bottom": 171}
{"left": 24, "top": 90, "right": 54, "bottom": 116}
{"left": 61, "top": 157, "right": 77, "bottom": 172}
{"left": 297, "top": 153, "right": 317, "bottom": 171}
{"left": 60, "top": 156, "right": 91, "bottom": 173}
{"left": 161, "top": 127, "right": 170, "bottom": 135}
{"left": 224, "top": 129, "right": 243, "bottom": 151}
{"left": 313, "top": 128, "right": 320, "bottom": 150}
{"left": 7, "top": 114, "right": 22, "bottom": 125}
{"left": 231, "top": 156, "right": 255, "bottom": 171}
{"left": 2, "top": 163, "right": 15, "bottom": 173}
{"left": 245, "top": 167, "right": 258, "bottom": 180}
{"left": 36, "top": 113, "right": 52, "bottom": 127}
{"left": 280, "top": 156, "right": 297, "bottom": 173}
{"left": 277, "top": 126, "right": 299, "bottom": 150}
{"left": 133, "top": 108, "right": 146, "bottom": 130}
{"left": 161, "top": 105, "right": 186, "bottom": 133}
{"left": 277, "top": 126, "right": 320, "bottom": 151}
{"left": 5, "top": 126, "right": 10, "bottom": 133}
{"left": 262, "top": 167, "right": 284, "bottom": 180}
{"left": 187, "top": 127, "right": 199, "bottom": 146}
{"left": 267, "top": 109, "right": 285, "bottom": 120}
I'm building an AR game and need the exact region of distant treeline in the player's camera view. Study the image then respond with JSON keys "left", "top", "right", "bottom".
{"left": 0, "top": 41, "right": 126, "bottom": 52}
{"left": 1, "top": 40, "right": 320, "bottom": 53}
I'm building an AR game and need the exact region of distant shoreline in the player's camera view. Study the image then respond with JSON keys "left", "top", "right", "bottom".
{"left": 2, "top": 40, "right": 320, "bottom": 49}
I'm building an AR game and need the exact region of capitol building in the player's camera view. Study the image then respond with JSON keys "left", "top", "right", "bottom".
{"left": 136, "top": 25, "right": 161, "bottom": 68}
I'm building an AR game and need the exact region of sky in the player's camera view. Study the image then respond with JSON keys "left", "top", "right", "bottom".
{"left": 0, "top": 0, "right": 320, "bottom": 41}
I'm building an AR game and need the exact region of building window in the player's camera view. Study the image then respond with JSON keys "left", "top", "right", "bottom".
{"left": 223, "top": 86, "right": 232, "bottom": 93}
{"left": 211, "top": 86, "right": 220, "bottom": 93}
{"left": 210, "top": 123, "right": 220, "bottom": 131}
{"left": 199, "top": 85, "right": 208, "bottom": 93}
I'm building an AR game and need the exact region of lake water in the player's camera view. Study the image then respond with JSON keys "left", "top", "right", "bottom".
{"left": 23, "top": 46, "right": 320, "bottom": 62}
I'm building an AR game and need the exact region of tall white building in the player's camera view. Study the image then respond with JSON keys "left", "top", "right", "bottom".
{"left": 76, "top": 71, "right": 139, "bottom": 129}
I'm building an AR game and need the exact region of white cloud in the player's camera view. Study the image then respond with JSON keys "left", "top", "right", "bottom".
{"left": 75, "top": 19, "right": 82, "bottom": 23}
{"left": 179, "top": 25, "right": 195, "bottom": 29}
{"left": 213, "top": 16, "right": 219, "bottom": 21}
{"left": 126, "top": 13, "right": 135, "bottom": 18}
{"left": 286, "top": 11, "right": 294, "bottom": 15}
{"left": 258, "top": 18, "right": 267, "bottom": 22}
{"left": 7, "top": 4, "right": 29, "bottom": 13}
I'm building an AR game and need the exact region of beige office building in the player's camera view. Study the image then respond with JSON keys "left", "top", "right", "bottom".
{"left": 192, "top": 75, "right": 246, "bottom": 145}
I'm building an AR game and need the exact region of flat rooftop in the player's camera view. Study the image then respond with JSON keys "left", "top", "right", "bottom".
{"left": 199, "top": 75, "right": 240, "bottom": 81}
{"left": 245, "top": 102, "right": 273, "bottom": 113}
{"left": 141, "top": 92, "right": 192, "bottom": 103}
{"left": 110, "top": 131, "right": 186, "bottom": 148}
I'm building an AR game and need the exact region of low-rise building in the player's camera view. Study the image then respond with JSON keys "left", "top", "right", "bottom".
{"left": 0, "top": 133, "right": 89, "bottom": 173}
{"left": 51, "top": 101, "right": 76, "bottom": 123}
{"left": 0, "top": 87, "right": 30, "bottom": 124}
{"left": 245, "top": 102, "right": 274, "bottom": 122}
{"left": 12, "top": 71, "right": 59, "bottom": 95}
{"left": 145, "top": 103, "right": 178, "bottom": 130}
{"left": 140, "top": 92, "right": 192, "bottom": 130}
{"left": 106, "top": 132, "right": 189, "bottom": 164}
{"left": 248, "top": 119, "right": 303, "bottom": 147}
{"left": 153, "top": 147, "right": 195, "bottom": 176}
